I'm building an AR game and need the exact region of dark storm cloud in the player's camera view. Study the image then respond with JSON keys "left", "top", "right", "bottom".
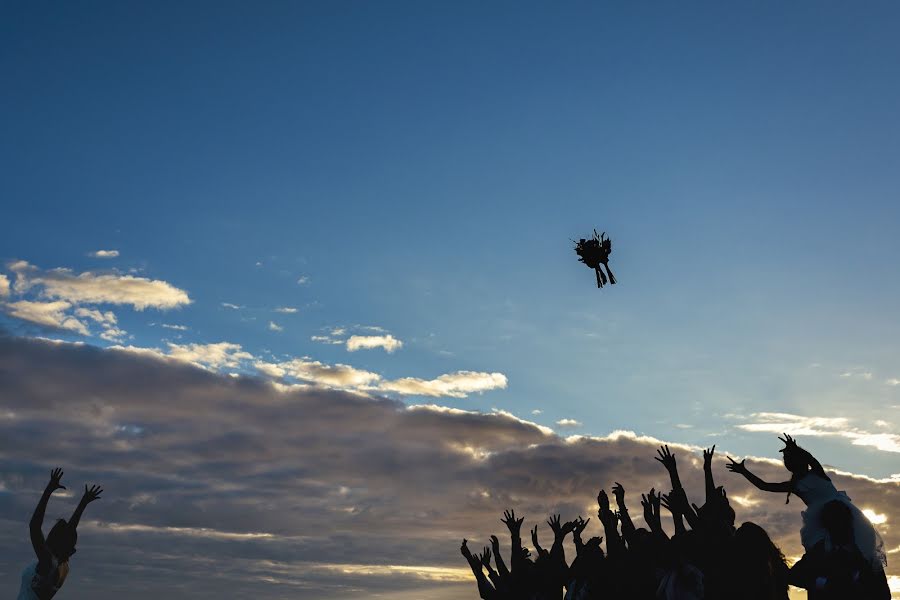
{"left": 1, "top": 334, "right": 897, "bottom": 598}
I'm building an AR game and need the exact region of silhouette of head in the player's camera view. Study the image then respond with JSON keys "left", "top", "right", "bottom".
{"left": 780, "top": 447, "right": 809, "bottom": 475}
{"left": 46, "top": 518, "right": 77, "bottom": 561}
{"left": 821, "top": 500, "right": 854, "bottom": 546}
{"left": 734, "top": 522, "right": 781, "bottom": 561}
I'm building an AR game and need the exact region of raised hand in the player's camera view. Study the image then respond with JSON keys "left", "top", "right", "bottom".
{"left": 726, "top": 456, "right": 747, "bottom": 475}
{"left": 655, "top": 445, "right": 677, "bottom": 472}
{"left": 611, "top": 482, "right": 626, "bottom": 506}
{"left": 597, "top": 489, "right": 610, "bottom": 513}
{"left": 531, "top": 525, "right": 541, "bottom": 548}
{"left": 547, "top": 514, "right": 562, "bottom": 536}
{"left": 47, "top": 467, "right": 66, "bottom": 492}
{"left": 480, "top": 546, "right": 492, "bottom": 568}
{"left": 778, "top": 433, "right": 799, "bottom": 451}
{"left": 82, "top": 484, "right": 103, "bottom": 504}
{"left": 490, "top": 534, "right": 501, "bottom": 553}
{"left": 501, "top": 509, "right": 524, "bottom": 535}
{"left": 573, "top": 516, "right": 590, "bottom": 536}
{"left": 703, "top": 445, "right": 716, "bottom": 468}
{"left": 460, "top": 538, "right": 473, "bottom": 560}
{"left": 659, "top": 491, "right": 679, "bottom": 515}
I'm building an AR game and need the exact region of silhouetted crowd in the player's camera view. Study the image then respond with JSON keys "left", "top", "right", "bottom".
{"left": 460, "top": 443, "right": 890, "bottom": 600}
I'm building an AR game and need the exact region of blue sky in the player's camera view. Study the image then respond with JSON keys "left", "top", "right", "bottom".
{"left": 4, "top": 1, "right": 900, "bottom": 477}
{"left": 2, "top": 3, "right": 900, "bottom": 596}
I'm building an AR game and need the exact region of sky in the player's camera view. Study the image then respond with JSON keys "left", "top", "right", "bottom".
{"left": 1, "top": 1, "right": 899, "bottom": 598}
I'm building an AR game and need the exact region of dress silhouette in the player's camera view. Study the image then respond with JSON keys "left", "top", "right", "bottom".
{"left": 793, "top": 472, "right": 886, "bottom": 569}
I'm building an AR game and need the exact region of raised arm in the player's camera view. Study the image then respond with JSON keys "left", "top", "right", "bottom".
{"left": 501, "top": 509, "right": 525, "bottom": 573}
{"left": 30, "top": 468, "right": 66, "bottom": 565}
{"left": 610, "top": 482, "right": 636, "bottom": 545}
{"left": 461, "top": 540, "right": 497, "bottom": 600}
{"left": 726, "top": 457, "right": 792, "bottom": 493}
{"left": 641, "top": 489, "right": 668, "bottom": 541}
{"left": 489, "top": 535, "right": 510, "bottom": 581}
{"left": 69, "top": 484, "right": 102, "bottom": 530}
{"left": 660, "top": 490, "right": 686, "bottom": 536}
{"left": 655, "top": 445, "right": 683, "bottom": 491}
{"left": 571, "top": 516, "right": 590, "bottom": 556}
{"left": 597, "top": 490, "right": 624, "bottom": 557}
{"left": 531, "top": 525, "right": 548, "bottom": 559}
{"left": 703, "top": 446, "right": 716, "bottom": 506}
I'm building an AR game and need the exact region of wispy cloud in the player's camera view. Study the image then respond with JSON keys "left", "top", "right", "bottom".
{"left": 88, "top": 250, "right": 120, "bottom": 258}
{"left": 9, "top": 260, "right": 190, "bottom": 310}
{"left": 268, "top": 321, "right": 283, "bottom": 332}
{"left": 556, "top": 418, "right": 582, "bottom": 428}
{"left": 221, "top": 302, "right": 243, "bottom": 310}
{"left": 378, "top": 371, "right": 507, "bottom": 398}
{"left": 161, "top": 324, "right": 189, "bottom": 331}
{"left": 296, "top": 276, "right": 309, "bottom": 285}
{"left": 346, "top": 334, "right": 403, "bottom": 353}
{"left": 736, "top": 412, "right": 900, "bottom": 453}
{"left": 274, "top": 307, "right": 298, "bottom": 314}
{"left": 3, "top": 300, "right": 89, "bottom": 335}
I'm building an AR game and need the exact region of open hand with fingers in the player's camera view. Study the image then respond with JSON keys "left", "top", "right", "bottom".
{"left": 655, "top": 445, "right": 677, "bottom": 473}
{"left": 81, "top": 484, "right": 103, "bottom": 504}
{"left": 726, "top": 456, "right": 748, "bottom": 475}
{"left": 46, "top": 468, "right": 66, "bottom": 493}
{"left": 703, "top": 445, "right": 716, "bottom": 468}
{"left": 501, "top": 509, "right": 525, "bottom": 535}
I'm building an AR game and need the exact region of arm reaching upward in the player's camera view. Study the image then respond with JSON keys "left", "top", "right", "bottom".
{"left": 726, "top": 457, "right": 793, "bottom": 494}
{"left": 69, "top": 484, "right": 102, "bottom": 530}
{"left": 489, "top": 535, "right": 510, "bottom": 581}
{"left": 31, "top": 468, "right": 66, "bottom": 566}
{"left": 611, "top": 482, "right": 636, "bottom": 545}
{"left": 655, "top": 445, "right": 683, "bottom": 491}
{"left": 660, "top": 491, "right": 686, "bottom": 536}
{"left": 501, "top": 510, "right": 525, "bottom": 573}
{"left": 597, "top": 490, "right": 624, "bottom": 557}
{"left": 703, "top": 446, "right": 716, "bottom": 506}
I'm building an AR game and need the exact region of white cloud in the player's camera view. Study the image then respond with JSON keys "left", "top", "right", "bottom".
{"left": 256, "top": 358, "right": 380, "bottom": 388}
{"left": 274, "top": 307, "right": 298, "bottom": 314}
{"left": 74, "top": 307, "right": 127, "bottom": 342}
{"left": 161, "top": 324, "right": 189, "bottom": 331}
{"left": 3, "top": 300, "right": 89, "bottom": 335}
{"left": 862, "top": 509, "right": 887, "bottom": 525}
{"left": 221, "top": 303, "right": 243, "bottom": 310}
{"left": 378, "top": 371, "right": 507, "bottom": 398}
{"left": 737, "top": 412, "right": 900, "bottom": 454}
{"left": 346, "top": 334, "right": 403, "bottom": 353}
{"left": 88, "top": 250, "right": 120, "bottom": 258}
{"left": 268, "top": 321, "right": 283, "bottom": 332}
{"left": 296, "top": 276, "right": 309, "bottom": 285}
{"left": 531, "top": 409, "right": 543, "bottom": 415}
{"left": 556, "top": 418, "right": 582, "bottom": 428}
{"left": 886, "top": 378, "right": 900, "bottom": 386}
{"left": 0, "top": 274, "right": 9, "bottom": 297}
{"left": 166, "top": 342, "right": 254, "bottom": 370}
{"left": 311, "top": 335, "right": 342, "bottom": 345}
{"left": 10, "top": 261, "right": 190, "bottom": 310}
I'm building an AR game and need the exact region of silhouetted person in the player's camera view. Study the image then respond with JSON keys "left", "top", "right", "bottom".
{"left": 789, "top": 500, "right": 891, "bottom": 600}
{"left": 728, "top": 522, "right": 789, "bottom": 600}
{"left": 19, "top": 468, "right": 102, "bottom": 600}
{"left": 727, "top": 435, "right": 886, "bottom": 571}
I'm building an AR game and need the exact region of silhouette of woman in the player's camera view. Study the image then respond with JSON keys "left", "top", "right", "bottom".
{"left": 727, "top": 435, "right": 886, "bottom": 571}
{"left": 19, "top": 468, "right": 102, "bottom": 600}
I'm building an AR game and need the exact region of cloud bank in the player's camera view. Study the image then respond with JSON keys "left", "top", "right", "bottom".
{"left": 0, "top": 335, "right": 897, "bottom": 600}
